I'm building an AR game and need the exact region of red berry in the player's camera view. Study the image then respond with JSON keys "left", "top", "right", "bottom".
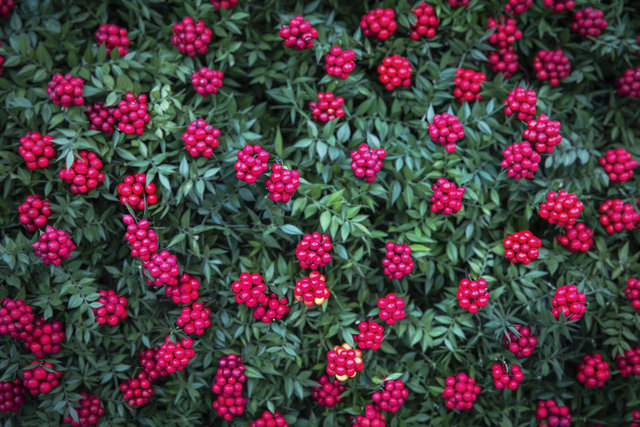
{"left": 92, "top": 289, "right": 128, "bottom": 326}
{"left": 352, "top": 403, "right": 385, "bottom": 427}
{"left": 59, "top": 150, "right": 105, "bottom": 194}
{"left": 598, "top": 199, "right": 640, "bottom": 234}
{"left": 294, "top": 271, "right": 330, "bottom": 307}
{"left": 522, "top": 114, "right": 562, "bottom": 154}
{"left": 235, "top": 144, "right": 269, "bottom": 183}
{"left": 46, "top": 73, "right": 85, "bottom": 107}
{"left": 430, "top": 177, "right": 465, "bottom": 215}
{"left": 542, "top": 0, "right": 575, "bottom": 12}
{"left": 491, "top": 363, "right": 524, "bottom": 390}
{"left": 504, "top": 0, "right": 532, "bottom": 15}
{"left": 154, "top": 335, "right": 196, "bottom": 374}
{"left": 95, "top": 24, "right": 130, "bottom": 56}
{"left": 0, "top": 0, "right": 15, "bottom": 18}
{"left": 504, "top": 324, "right": 538, "bottom": 358}
{"left": 211, "top": 354, "right": 247, "bottom": 421}
{"left": 171, "top": 16, "right": 212, "bottom": 56}
{"left": 377, "top": 54, "right": 413, "bottom": 91}
{"left": 296, "top": 232, "right": 332, "bottom": 269}
{"left": 440, "top": 372, "right": 481, "bottom": 411}
{"left": 21, "top": 362, "right": 61, "bottom": 396}
{"left": 457, "top": 278, "right": 489, "bottom": 313}
{"left": 0, "top": 379, "right": 26, "bottom": 413}
{"left": 353, "top": 319, "right": 385, "bottom": 351}
{"left": 502, "top": 230, "right": 541, "bottom": 264}
{"left": 112, "top": 92, "right": 150, "bottom": 135}
{"left": 377, "top": 293, "right": 406, "bottom": 325}
{"left": 533, "top": 49, "right": 571, "bottom": 86}
{"left": 501, "top": 141, "right": 541, "bottom": 180}
{"left": 350, "top": 143, "right": 386, "bottom": 183}
{"left": 309, "top": 92, "right": 345, "bottom": 124}
{"left": 250, "top": 410, "right": 288, "bottom": 427}
{"left": 324, "top": 46, "right": 356, "bottom": 80}
{"left": 166, "top": 273, "right": 201, "bottom": 304}
{"left": 556, "top": 222, "right": 593, "bottom": 253}
{"left": 487, "top": 16, "right": 522, "bottom": 49}
{"left": 116, "top": 173, "right": 159, "bottom": 210}
{"left": 551, "top": 284, "right": 587, "bottom": 321}
{"left": 143, "top": 250, "right": 181, "bottom": 287}
{"left": 192, "top": 67, "right": 224, "bottom": 97}
{"left": 176, "top": 301, "right": 211, "bottom": 335}
{"left": 539, "top": 190, "right": 583, "bottom": 227}
{"left": 616, "top": 345, "right": 640, "bottom": 377}
{"left": 18, "top": 194, "right": 52, "bottom": 233}
{"left": 139, "top": 346, "right": 169, "bottom": 381}
{"left": 598, "top": 147, "right": 637, "bottom": 183}
{"left": 63, "top": 393, "right": 105, "bottom": 426}
{"left": 279, "top": 15, "right": 318, "bottom": 50}
{"left": 372, "top": 379, "right": 409, "bottom": 412}
{"left": 361, "top": 8, "right": 397, "bottom": 41}
{"left": 453, "top": 68, "right": 486, "bottom": 103}
{"left": 0, "top": 298, "right": 34, "bottom": 340}
{"left": 182, "top": 119, "right": 221, "bottom": 158}
{"left": 429, "top": 113, "right": 464, "bottom": 153}
{"left": 231, "top": 272, "right": 267, "bottom": 307}
{"left": 488, "top": 46, "right": 519, "bottom": 78}
{"left": 122, "top": 214, "right": 159, "bottom": 261}
{"left": 120, "top": 372, "right": 154, "bottom": 407}
{"left": 326, "top": 343, "right": 364, "bottom": 381}
{"left": 252, "top": 292, "right": 290, "bottom": 323}
{"left": 211, "top": 0, "right": 237, "bottom": 9}
{"left": 18, "top": 132, "right": 56, "bottom": 170}
{"left": 381, "top": 243, "right": 414, "bottom": 280}
{"left": 449, "top": 0, "right": 469, "bottom": 7}
{"left": 32, "top": 226, "right": 76, "bottom": 265}
{"left": 409, "top": 2, "right": 439, "bottom": 40}
{"left": 265, "top": 163, "right": 300, "bottom": 203}
{"left": 571, "top": 8, "right": 607, "bottom": 39}
{"left": 536, "top": 399, "right": 572, "bottom": 426}
{"left": 22, "top": 315, "right": 65, "bottom": 358}
{"left": 86, "top": 102, "right": 117, "bottom": 134}
{"left": 312, "top": 375, "right": 346, "bottom": 408}
{"left": 576, "top": 353, "right": 610, "bottom": 388}
{"left": 617, "top": 66, "right": 640, "bottom": 98}
{"left": 504, "top": 87, "right": 537, "bottom": 121}
{"left": 625, "top": 278, "right": 640, "bottom": 313}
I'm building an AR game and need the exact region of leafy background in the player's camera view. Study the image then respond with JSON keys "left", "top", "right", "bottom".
{"left": 1, "top": 0, "right": 640, "bottom": 425}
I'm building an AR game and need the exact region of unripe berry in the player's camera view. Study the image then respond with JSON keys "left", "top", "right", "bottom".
{"left": 326, "top": 343, "right": 364, "bottom": 381}
{"left": 294, "top": 271, "right": 330, "bottom": 307}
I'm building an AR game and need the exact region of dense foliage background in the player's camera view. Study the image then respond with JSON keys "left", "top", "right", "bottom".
{"left": 1, "top": 0, "right": 640, "bottom": 425}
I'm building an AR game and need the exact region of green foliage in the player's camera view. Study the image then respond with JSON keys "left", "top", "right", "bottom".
{"left": 1, "top": 0, "right": 640, "bottom": 425}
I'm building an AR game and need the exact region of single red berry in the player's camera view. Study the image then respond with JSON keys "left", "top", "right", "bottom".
{"left": 324, "top": 46, "right": 356, "bottom": 80}
{"left": 534, "top": 49, "right": 571, "bottom": 86}
{"left": 410, "top": 2, "right": 439, "bottom": 40}
{"left": 522, "top": 114, "right": 562, "bottom": 154}
{"left": 32, "top": 226, "right": 76, "bottom": 265}
{"left": 501, "top": 141, "right": 541, "bottom": 180}
{"left": 47, "top": 73, "right": 85, "bottom": 107}
{"left": 95, "top": 24, "right": 130, "bottom": 56}
{"left": 92, "top": 289, "right": 128, "bottom": 326}
{"left": 440, "top": 372, "right": 481, "bottom": 411}
{"left": 279, "top": 15, "right": 318, "bottom": 50}
{"left": 171, "top": 16, "right": 212, "bottom": 56}
{"left": 571, "top": 8, "right": 607, "bottom": 39}
{"left": 598, "top": 147, "right": 637, "bottom": 183}
{"left": 556, "top": 222, "right": 593, "bottom": 253}
{"left": 502, "top": 230, "right": 542, "bottom": 264}
{"left": 265, "top": 163, "right": 300, "bottom": 203}
{"left": 457, "top": 278, "right": 489, "bottom": 313}
{"left": 19, "top": 132, "right": 56, "bottom": 170}
{"left": 350, "top": 144, "right": 386, "bottom": 183}
{"left": 361, "top": 8, "right": 397, "bottom": 41}
{"left": 453, "top": 68, "right": 486, "bottom": 103}
{"left": 377, "top": 54, "right": 413, "bottom": 91}
{"left": 377, "top": 293, "right": 406, "bottom": 325}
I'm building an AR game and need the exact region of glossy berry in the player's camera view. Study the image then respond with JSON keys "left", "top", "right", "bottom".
{"left": 598, "top": 199, "right": 640, "bottom": 234}
{"left": 59, "top": 150, "right": 105, "bottom": 194}
{"left": 491, "top": 363, "right": 524, "bottom": 390}
{"left": 505, "top": 0, "right": 532, "bottom": 15}
{"left": 235, "top": 144, "right": 269, "bottom": 184}
{"left": 457, "top": 278, "right": 489, "bottom": 313}
{"left": 551, "top": 284, "right": 587, "bottom": 321}
{"left": 430, "top": 177, "right": 465, "bottom": 215}
{"left": 0, "top": 298, "right": 34, "bottom": 340}
{"left": 542, "top": 0, "right": 574, "bottom": 12}
{"left": 377, "top": 293, "right": 406, "bottom": 325}
{"left": 453, "top": 68, "right": 486, "bottom": 103}
{"left": 312, "top": 375, "right": 346, "bottom": 408}
{"left": 488, "top": 46, "right": 519, "bottom": 78}
{"left": 539, "top": 190, "right": 583, "bottom": 227}
{"left": 182, "top": 119, "right": 221, "bottom": 158}
{"left": 571, "top": 8, "right": 607, "bottom": 39}
{"left": 502, "top": 230, "right": 542, "bottom": 264}
{"left": 449, "top": 0, "right": 469, "bottom": 6}
{"left": 86, "top": 102, "right": 117, "bottom": 134}
{"left": 504, "top": 324, "right": 538, "bottom": 358}
{"left": 0, "top": 0, "right": 14, "bottom": 18}
{"left": 139, "top": 346, "right": 169, "bottom": 381}
{"left": 19, "top": 132, "right": 56, "bottom": 170}
{"left": 372, "top": 379, "right": 408, "bottom": 413}
{"left": 632, "top": 410, "right": 640, "bottom": 427}
{"left": 324, "top": 46, "right": 356, "bottom": 80}
{"left": 350, "top": 143, "right": 386, "bottom": 183}
{"left": 625, "top": 278, "right": 640, "bottom": 313}
{"left": 23, "top": 316, "right": 65, "bottom": 358}
{"left": 0, "top": 379, "right": 26, "bottom": 413}
{"left": 213, "top": 394, "right": 247, "bottom": 421}
{"left": 117, "top": 173, "right": 158, "bottom": 210}
{"left": 617, "top": 66, "right": 640, "bottom": 98}
{"left": 536, "top": 399, "right": 571, "bottom": 427}
{"left": 95, "top": 24, "right": 130, "bottom": 56}
{"left": 534, "top": 49, "right": 571, "bottom": 86}
{"left": 382, "top": 242, "right": 414, "bottom": 280}
{"left": 32, "top": 226, "right": 76, "bottom": 265}
{"left": 232, "top": 272, "right": 267, "bottom": 307}
{"left": 211, "top": 354, "right": 247, "bottom": 421}
{"left": 326, "top": 343, "right": 364, "bottom": 381}
{"left": 265, "top": 164, "right": 300, "bottom": 203}
{"left": 143, "top": 250, "right": 180, "bottom": 287}
{"left": 21, "top": 362, "right": 61, "bottom": 396}
{"left": 176, "top": 302, "right": 211, "bottom": 335}
{"left": 171, "top": 17, "right": 212, "bottom": 56}
{"left": 616, "top": 346, "right": 640, "bottom": 377}
{"left": 120, "top": 372, "right": 154, "bottom": 407}
{"left": 113, "top": 92, "right": 150, "bottom": 135}
{"left": 352, "top": 403, "right": 385, "bottom": 427}
{"left": 361, "top": 8, "right": 397, "bottom": 40}
{"left": 598, "top": 147, "right": 637, "bottom": 183}
{"left": 428, "top": 113, "right": 464, "bottom": 153}
{"left": 279, "top": 15, "right": 318, "bottom": 50}
{"left": 122, "top": 214, "right": 158, "bottom": 262}
{"left": 504, "top": 87, "right": 537, "bottom": 121}
{"left": 377, "top": 55, "right": 413, "bottom": 91}
{"left": 501, "top": 141, "right": 541, "bottom": 180}
{"left": 441, "top": 372, "right": 481, "bottom": 411}
{"left": 251, "top": 410, "right": 288, "bottom": 427}
{"left": 155, "top": 336, "right": 196, "bottom": 374}
{"left": 47, "top": 73, "right": 84, "bottom": 107}
{"left": 410, "top": 2, "right": 439, "bottom": 40}
{"left": 577, "top": 353, "right": 610, "bottom": 388}
{"left": 487, "top": 16, "right": 522, "bottom": 49}
{"left": 354, "top": 319, "right": 384, "bottom": 351}
{"left": 63, "top": 393, "right": 105, "bottom": 427}
{"left": 522, "top": 114, "right": 562, "bottom": 154}
{"left": 252, "top": 292, "right": 290, "bottom": 323}
{"left": 166, "top": 273, "right": 200, "bottom": 304}
{"left": 294, "top": 271, "right": 330, "bottom": 307}
{"left": 556, "top": 223, "right": 593, "bottom": 253}
{"left": 296, "top": 232, "right": 332, "bottom": 269}
{"left": 92, "top": 289, "right": 128, "bottom": 326}
{"left": 192, "top": 67, "right": 224, "bottom": 97}
{"left": 18, "top": 194, "right": 52, "bottom": 232}
{"left": 211, "top": 0, "right": 237, "bottom": 9}
{"left": 310, "top": 92, "right": 345, "bottom": 123}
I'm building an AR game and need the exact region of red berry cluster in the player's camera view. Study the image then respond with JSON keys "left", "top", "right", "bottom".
{"left": 409, "top": 2, "right": 439, "bottom": 40}
{"left": 350, "top": 143, "right": 386, "bottom": 183}
{"left": 23, "top": 316, "right": 65, "bottom": 358}
{"left": 235, "top": 145, "right": 269, "bottom": 184}
{"left": 252, "top": 292, "right": 290, "bottom": 323}
{"left": 18, "top": 194, "right": 52, "bottom": 232}
{"left": 536, "top": 399, "right": 571, "bottom": 427}
{"left": 92, "top": 289, "right": 128, "bottom": 326}
{"left": 32, "top": 226, "right": 76, "bottom": 265}
{"left": 86, "top": 102, "right": 117, "bottom": 134}
{"left": 501, "top": 141, "right": 541, "bottom": 180}
{"left": 430, "top": 177, "right": 465, "bottom": 215}
{"left": 491, "top": 363, "right": 524, "bottom": 390}
{"left": 182, "top": 119, "right": 220, "bottom": 158}
{"left": 542, "top": 0, "right": 574, "bottom": 12}
{"left": 372, "top": 379, "right": 408, "bottom": 413}
{"left": 504, "top": 87, "right": 537, "bottom": 121}
{"left": 503, "top": 230, "right": 542, "bottom": 264}
{"left": 211, "top": 0, "right": 237, "bottom": 9}
{"left": 617, "top": 346, "right": 640, "bottom": 377}
{"left": 577, "top": 353, "right": 610, "bottom": 388}
{"left": 155, "top": 336, "right": 195, "bottom": 374}
{"left": 488, "top": 48, "right": 519, "bottom": 78}
{"left": 279, "top": 15, "right": 318, "bottom": 50}
{"left": 453, "top": 68, "right": 486, "bottom": 103}
{"left": 122, "top": 214, "right": 158, "bottom": 262}
{"left": 310, "top": 92, "right": 345, "bottom": 123}
{"left": 522, "top": 114, "right": 562, "bottom": 154}
{"left": 0, "top": 379, "right": 26, "bottom": 413}
{"left": 0, "top": 0, "right": 14, "bottom": 18}
{"left": 428, "top": 113, "right": 464, "bottom": 153}
{"left": 352, "top": 404, "right": 385, "bottom": 427}
{"left": 176, "top": 302, "right": 211, "bottom": 335}
{"left": 617, "top": 66, "right": 640, "bottom": 98}
{"left": 534, "top": 49, "right": 571, "bottom": 86}
{"left": 361, "top": 8, "right": 397, "bottom": 40}
{"left": 449, "top": 0, "right": 469, "bottom": 6}
{"left": 487, "top": 17, "right": 522, "bottom": 78}
{"left": 0, "top": 298, "right": 33, "bottom": 339}
{"left": 294, "top": 271, "right": 330, "bottom": 307}
{"left": 232, "top": 272, "right": 268, "bottom": 307}
{"left": 441, "top": 372, "right": 481, "bottom": 411}
{"left": 22, "top": 362, "right": 61, "bottom": 395}
{"left": 571, "top": 8, "right": 607, "bottom": 39}
{"left": 626, "top": 278, "right": 640, "bottom": 313}
{"left": 539, "top": 190, "right": 583, "bottom": 227}
{"left": 211, "top": 354, "right": 247, "bottom": 421}
{"left": 117, "top": 173, "right": 158, "bottom": 210}
{"left": 312, "top": 375, "right": 346, "bottom": 408}
{"left": 505, "top": 0, "right": 532, "bottom": 15}
{"left": 377, "top": 293, "right": 406, "bottom": 325}
{"left": 381, "top": 242, "right": 414, "bottom": 280}
{"left": 504, "top": 324, "right": 538, "bottom": 358}
{"left": 354, "top": 319, "right": 385, "bottom": 351}
{"left": 120, "top": 372, "right": 154, "bottom": 407}
{"left": 63, "top": 393, "right": 105, "bottom": 427}
{"left": 251, "top": 410, "right": 288, "bottom": 427}
{"left": 59, "top": 150, "right": 105, "bottom": 194}
{"left": 19, "top": 131, "right": 56, "bottom": 170}
{"left": 166, "top": 273, "right": 200, "bottom": 304}
{"left": 326, "top": 343, "right": 364, "bottom": 381}
{"left": 171, "top": 17, "right": 212, "bottom": 56}
{"left": 598, "top": 199, "right": 640, "bottom": 234}
{"left": 377, "top": 55, "right": 413, "bottom": 91}
{"left": 265, "top": 163, "right": 300, "bottom": 203}
{"left": 143, "top": 250, "right": 180, "bottom": 287}
{"left": 296, "top": 232, "right": 332, "bottom": 269}
{"left": 324, "top": 46, "right": 356, "bottom": 80}
{"left": 598, "top": 147, "right": 637, "bottom": 183}
{"left": 632, "top": 410, "right": 640, "bottom": 427}
{"left": 139, "top": 347, "right": 168, "bottom": 381}
{"left": 551, "top": 284, "right": 587, "bottom": 321}
{"left": 47, "top": 73, "right": 85, "bottom": 107}
{"left": 556, "top": 222, "right": 594, "bottom": 253}
{"left": 95, "top": 24, "right": 130, "bottom": 56}
{"left": 113, "top": 92, "right": 150, "bottom": 135}
{"left": 457, "top": 278, "right": 489, "bottom": 313}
